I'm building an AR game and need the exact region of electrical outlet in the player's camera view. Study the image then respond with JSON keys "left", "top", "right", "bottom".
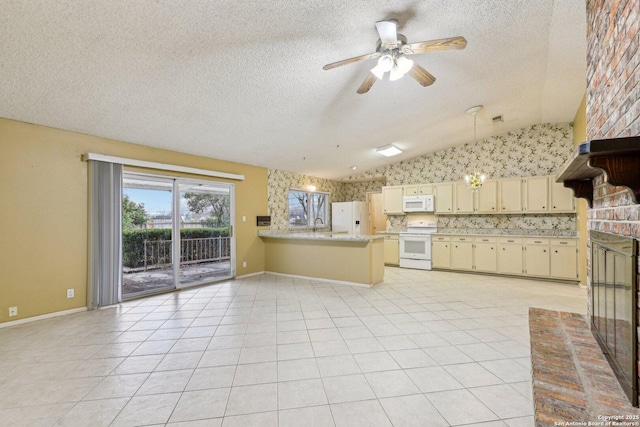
{"left": 242, "top": 261, "right": 247, "bottom": 268}
{"left": 8, "top": 306, "right": 17, "bottom": 317}
{"left": 67, "top": 289, "right": 74, "bottom": 298}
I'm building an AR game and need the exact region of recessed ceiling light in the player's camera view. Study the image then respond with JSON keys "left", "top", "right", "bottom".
{"left": 376, "top": 144, "right": 402, "bottom": 157}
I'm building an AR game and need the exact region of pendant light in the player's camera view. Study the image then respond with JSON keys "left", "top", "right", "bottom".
{"left": 464, "top": 105, "right": 486, "bottom": 191}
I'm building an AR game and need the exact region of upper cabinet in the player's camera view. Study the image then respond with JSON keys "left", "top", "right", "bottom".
{"left": 550, "top": 177, "right": 576, "bottom": 212}
{"left": 499, "top": 178, "right": 524, "bottom": 213}
{"left": 524, "top": 176, "right": 549, "bottom": 213}
{"left": 382, "top": 186, "right": 404, "bottom": 215}
{"left": 403, "top": 184, "right": 433, "bottom": 196}
{"left": 382, "top": 174, "right": 575, "bottom": 216}
{"left": 476, "top": 180, "right": 498, "bottom": 213}
{"left": 454, "top": 182, "right": 475, "bottom": 213}
{"left": 435, "top": 183, "right": 454, "bottom": 214}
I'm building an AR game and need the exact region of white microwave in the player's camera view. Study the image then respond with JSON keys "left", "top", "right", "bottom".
{"left": 403, "top": 195, "right": 435, "bottom": 212}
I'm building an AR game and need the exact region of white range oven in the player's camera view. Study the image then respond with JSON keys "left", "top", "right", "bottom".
{"left": 399, "top": 220, "right": 438, "bottom": 270}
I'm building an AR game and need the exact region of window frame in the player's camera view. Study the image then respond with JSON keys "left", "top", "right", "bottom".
{"left": 287, "top": 188, "right": 330, "bottom": 229}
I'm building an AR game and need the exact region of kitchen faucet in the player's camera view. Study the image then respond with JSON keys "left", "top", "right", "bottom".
{"left": 313, "top": 217, "right": 324, "bottom": 232}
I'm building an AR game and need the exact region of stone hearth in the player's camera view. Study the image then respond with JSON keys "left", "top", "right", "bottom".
{"left": 529, "top": 307, "right": 640, "bottom": 425}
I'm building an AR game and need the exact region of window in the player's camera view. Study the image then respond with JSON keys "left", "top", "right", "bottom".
{"left": 288, "top": 189, "right": 329, "bottom": 228}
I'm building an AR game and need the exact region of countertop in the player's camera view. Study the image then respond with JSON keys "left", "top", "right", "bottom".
{"left": 258, "top": 230, "right": 384, "bottom": 242}
{"left": 377, "top": 228, "right": 578, "bottom": 238}
{"left": 435, "top": 228, "right": 578, "bottom": 238}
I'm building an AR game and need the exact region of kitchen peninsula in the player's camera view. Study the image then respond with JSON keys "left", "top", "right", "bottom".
{"left": 258, "top": 231, "right": 385, "bottom": 286}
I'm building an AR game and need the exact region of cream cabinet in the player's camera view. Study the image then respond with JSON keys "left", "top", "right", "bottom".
{"left": 550, "top": 178, "right": 576, "bottom": 212}
{"left": 451, "top": 237, "right": 473, "bottom": 270}
{"left": 550, "top": 239, "right": 578, "bottom": 279}
{"left": 523, "top": 238, "right": 550, "bottom": 276}
{"left": 403, "top": 185, "right": 418, "bottom": 196}
{"left": 398, "top": 175, "right": 575, "bottom": 216}
{"left": 433, "top": 234, "right": 578, "bottom": 282}
{"left": 473, "top": 237, "right": 497, "bottom": 272}
{"left": 524, "top": 176, "right": 549, "bottom": 213}
{"left": 499, "top": 178, "right": 524, "bottom": 213}
{"left": 418, "top": 184, "right": 433, "bottom": 195}
{"left": 404, "top": 183, "right": 434, "bottom": 196}
{"left": 435, "top": 183, "right": 454, "bottom": 214}
{"left": 497, "top": 238, "right": 523, "bottom": 275}
{"left": 476, "top": 180, "right": 498, "bottom": 213}
{"left": 382, "top": 186, "right": 404, "bottom": 215}
{"left": 454, "top": 182, "right": 475, "bottom": 214}
{"left": 432, "top": 236, "right": 451, "bottom": 269}
{"left": 383, "top": 235, "right": 400, "bottom": 265}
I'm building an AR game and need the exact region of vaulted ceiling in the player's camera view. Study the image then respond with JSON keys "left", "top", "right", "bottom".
{"left": 0, "top": 0, "right": 586, "bottom": 179}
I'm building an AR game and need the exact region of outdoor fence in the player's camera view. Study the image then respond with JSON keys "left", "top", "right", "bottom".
{"left": 143, "top": 236, "right": 231, "bottom": 271}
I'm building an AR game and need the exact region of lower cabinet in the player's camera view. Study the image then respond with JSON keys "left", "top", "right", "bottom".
{"left": 383, "top": 235, "right": 400, "bottom": 265}
{"left": 550, "top": 239, "right": 579, "bottom": 279}
{"left": 451, "top": 237, "right": 473, "bottom": 270}
{"left": 523, "top": 238, "right": 550, "bottom": 276}
{"left": 435, "top": 234, "right": 578, "bottom": 281}
{"left": 432, "top": 236, "right": 451, "bottom": 269}
{"left": 497, "top": 238, "right": 523, "bottom": 275}
{"left": 474, "top": 238, "right": 497, "bottom": 273}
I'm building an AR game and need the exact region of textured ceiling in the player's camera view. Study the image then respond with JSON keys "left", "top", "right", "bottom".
{"left": 0, "top": 0, "right": 586, "bottom": 179}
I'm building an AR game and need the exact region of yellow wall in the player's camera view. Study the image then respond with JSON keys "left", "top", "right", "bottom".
{"left": 0, "top": 118, "right": 267, "bottom": 323}
{"left": 572, "top": 94, "right": 588, "bottom": 286}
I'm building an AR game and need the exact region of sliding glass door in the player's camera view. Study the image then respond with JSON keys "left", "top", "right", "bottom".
{"left": 122, "top": 173, "right": 234, "bottom": 299}
{"left": 178, "top": 181, "right": 233, "bottom": 286}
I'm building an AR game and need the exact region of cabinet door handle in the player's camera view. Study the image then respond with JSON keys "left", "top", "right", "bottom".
{"left": 543, "top": 249, "right": 547, "bottom": 253}
{"left": 555, "top": 250, "right": 558, "bottom": 253}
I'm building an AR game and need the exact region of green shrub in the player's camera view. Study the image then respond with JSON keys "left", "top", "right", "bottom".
{"left": 122, "top": 227, "right": 229, "bottom": 268}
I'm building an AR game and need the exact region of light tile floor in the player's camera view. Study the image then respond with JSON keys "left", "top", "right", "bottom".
{"left": 0, "top": 267, "right": 587, "bottom": 426}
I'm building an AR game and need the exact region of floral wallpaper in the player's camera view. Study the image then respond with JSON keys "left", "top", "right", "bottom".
{"left": 344, "top": 123, "right": 573, "bottom": 184}
{"left": 268, "top": 123, "right": 576, "bottom": 233}
{"left": 267, "top": 170, "right": 346, "bottom": 230}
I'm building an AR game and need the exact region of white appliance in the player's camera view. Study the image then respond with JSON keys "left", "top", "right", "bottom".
{"left": 403, "top": 195, "right": 435, "bottom": 212}
{"left": 399, "top": 220, "right": 438, "bottom": 270}
{"left": 331, "top": 201, "right": 369, "bottom": 235}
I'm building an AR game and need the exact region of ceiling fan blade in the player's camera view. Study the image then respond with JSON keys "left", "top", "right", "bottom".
{"left": 407, "top": 63, "right": 436, "bottom": 87}
{"left": 323, "top": 52, "right": 380, "bottom": 71}
{"left": 357, "top": 73, "right": 377, "bottom": 94}
{"left": 405, "top": 36, "right": 467, "bottom": 54}
{"left": 375, "top": 20, "right": 398, "bottom": 45}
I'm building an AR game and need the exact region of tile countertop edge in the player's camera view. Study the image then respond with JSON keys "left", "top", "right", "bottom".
{"left": 258, "top": 230, "right": 384, "bottom": 242}
{"left": 434, "top": 230, "right": 579, "bottom": 238}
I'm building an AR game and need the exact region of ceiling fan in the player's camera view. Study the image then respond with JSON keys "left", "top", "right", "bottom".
{"left": 323, "top": 20, "right": 467, "bottom": 94}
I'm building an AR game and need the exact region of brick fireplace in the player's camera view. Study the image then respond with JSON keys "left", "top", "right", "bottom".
{"left": 586, "top": 0, "right": 640, "bottom": 405}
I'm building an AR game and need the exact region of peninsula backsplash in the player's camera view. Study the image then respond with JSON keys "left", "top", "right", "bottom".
{"left": 268, "top": 123, "right": 576, "bottom": 233}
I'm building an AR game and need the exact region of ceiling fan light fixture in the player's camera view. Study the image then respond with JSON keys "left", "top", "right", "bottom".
{"left": 389, "top": 56, "right": 414, "bottom": 81}
{"left": 371, "top": 54, "right": 393, "bottom": 79}
{"left": 376, "top": 144, "right": 402, "bottom": 157}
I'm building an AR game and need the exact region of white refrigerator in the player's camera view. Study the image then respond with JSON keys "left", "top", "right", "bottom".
{"left": 331, "top": 201, "right": 370, "bottom": 236}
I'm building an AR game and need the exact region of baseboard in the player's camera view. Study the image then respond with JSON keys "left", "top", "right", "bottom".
{"left": 264, "top": 271, "right": 374, "bottom": 288}
{"left": 235, "top": 271, "right": 266, "bottom": 279}
{"left": 0, "top": 307, "right": 88, "bottom": 328}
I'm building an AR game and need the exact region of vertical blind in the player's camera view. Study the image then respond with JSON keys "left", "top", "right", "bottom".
{"left": 88, "top": 160, "right": 123, "bottom": 308}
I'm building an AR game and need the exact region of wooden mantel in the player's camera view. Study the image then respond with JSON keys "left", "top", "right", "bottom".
{"left": 555, "top": 136, "right": 640, "bottom": 207}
